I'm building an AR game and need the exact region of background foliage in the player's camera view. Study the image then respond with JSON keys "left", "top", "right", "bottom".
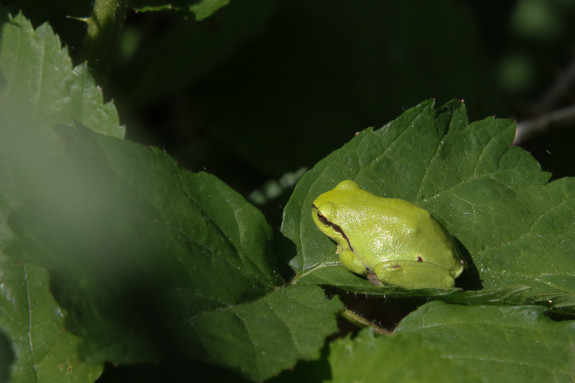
{"left": 4, "top": 0, "right": 575, "bottom": 186}
{"left": 1, "top": 0, "right": 575, "bottom": 382}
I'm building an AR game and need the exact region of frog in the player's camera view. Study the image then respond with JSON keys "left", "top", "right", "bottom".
{"left": 311, "top": 180, "right": 465, "bottom": 289}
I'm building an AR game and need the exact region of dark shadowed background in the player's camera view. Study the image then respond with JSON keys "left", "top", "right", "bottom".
{"left": 5, "top": 0, "right": 575, "bottom": 193}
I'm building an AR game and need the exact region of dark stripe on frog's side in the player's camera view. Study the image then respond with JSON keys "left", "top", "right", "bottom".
{"left": 313, "top": 204, "right": 355, "bottom": 252}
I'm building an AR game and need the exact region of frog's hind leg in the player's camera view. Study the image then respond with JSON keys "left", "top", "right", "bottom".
{"left": 373, "top": 260, "right": 455, "bottom": 289}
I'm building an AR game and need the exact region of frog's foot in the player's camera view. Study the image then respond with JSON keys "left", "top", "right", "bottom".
{"left": 373, "top": 260, "right": 455, "bottom": 289}
{"left": 338, "top": 250, "right": 368, "bottom": 276}
{"left": 367, "top": 272, "right": 382, "bottom": 286}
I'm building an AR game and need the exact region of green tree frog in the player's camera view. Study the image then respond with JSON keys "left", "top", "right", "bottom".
{"left": 312, "top": 180, "right": 465, "bottom": 289}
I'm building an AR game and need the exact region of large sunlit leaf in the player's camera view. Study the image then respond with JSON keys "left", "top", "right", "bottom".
{"left": 282, "top": 100, "right": 575, "bottom": 311}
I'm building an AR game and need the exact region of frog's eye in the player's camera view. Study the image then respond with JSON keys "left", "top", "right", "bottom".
{"left": 315, "top": 210, "right": 330, "bottom": 226}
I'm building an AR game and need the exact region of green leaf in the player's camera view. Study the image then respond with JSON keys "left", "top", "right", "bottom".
{"left": 0, "top": 12, "right": 123, "bottom": 139}
{"left": 282, "top": 99, "right": 575, "bottom": 311}
{"left": 6, "top": 123, "right": 341, "bottom": 381}
{"left": 328, "top": 302, "right": 575, "bottom": 382}
{"left": 130, "top": 0, "right": 230, "bottom": 20}
{"left": 188, "top": 0, "right": 230, "bottom": 20}
{"left": 0, "top": 253, "right": 103, "bottom": 382}
{"left": 0, "top": 11, "right": 125, "bottom": 218}
{"left": 390, "top": 302, "right": 575, "bottom": 382}
{"left": 189, "top": 284, "right": 342, "bottom": 380}
{"left": 0, "top": 12, "right": 122, "bottom": 383}
{"left": 328, "top": 328, "right": 481, "bottom": 383}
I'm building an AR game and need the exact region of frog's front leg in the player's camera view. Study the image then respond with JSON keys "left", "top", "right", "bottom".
{"left": 373, "top": 260, "right": 455, "bottom": 289}
{"left": 338, "top": 248, "right": 368, "bottom": 276}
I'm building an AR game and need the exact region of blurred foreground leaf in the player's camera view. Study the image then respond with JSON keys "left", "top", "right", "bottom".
{"left": 5, "top": 123, "right": 341, "bottom": 381}
{"left": 0, "top": 12, "right": 123, "bottom": 139}
{"left": 0, "top": 11, "right": 123, "bottom": 382}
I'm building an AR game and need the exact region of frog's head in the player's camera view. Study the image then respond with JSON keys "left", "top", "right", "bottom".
{"left": 312, "top": 201, "right": 350, "bottom": 248}
{"left": 311, "top": 180, "right": 360, "bottom": 249}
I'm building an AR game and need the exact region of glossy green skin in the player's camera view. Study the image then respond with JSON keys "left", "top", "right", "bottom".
{"left": 312, "top": 180, "right": 464, "bottom": 289}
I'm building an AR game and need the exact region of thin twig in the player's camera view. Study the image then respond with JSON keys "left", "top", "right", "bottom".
{"left": 530, "top": 55, "right": 575, "bottom": 114}
{"left": 513, "top": 103, "right": 575, "bottom": 145}
{"left": 340, "top": 308, "right": 391, "bottom": 334}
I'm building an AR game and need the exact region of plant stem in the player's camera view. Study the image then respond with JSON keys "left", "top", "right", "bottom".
{"left": 340, "top": 308, "right": 390, "bottom": 334}
{"left": 81, "top": 0, "right": 128, "bottom": 85}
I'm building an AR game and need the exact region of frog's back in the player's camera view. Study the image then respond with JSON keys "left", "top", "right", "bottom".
{"left": 342, "top": 195, "right": 460, "bottom": 271}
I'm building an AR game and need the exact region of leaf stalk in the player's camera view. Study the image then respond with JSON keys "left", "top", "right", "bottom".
{"left": 81, "top": 0, "right": 128, "bottom": 84}
{"left": 340, "top": 308, "right": 390, "bottom": 334}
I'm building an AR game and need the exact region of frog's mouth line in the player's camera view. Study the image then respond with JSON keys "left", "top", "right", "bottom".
{"left": 313, "top": 204, "right": 378, "bottom": 275}
{"left": 313, "top": 204, "right": 355, "bottom": 253}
